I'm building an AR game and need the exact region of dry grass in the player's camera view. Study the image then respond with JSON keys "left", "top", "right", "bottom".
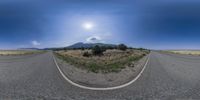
{"left": 0, "top": 50, "right": 45, "bottom": 56}
{"left": 55, "top": 49, "right": 149, "bottom": 73}
{"left": 168, "top": 50, "right": 200, "bottom": 55}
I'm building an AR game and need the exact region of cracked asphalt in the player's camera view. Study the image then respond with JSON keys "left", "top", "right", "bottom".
{"left": 1, "top": 51, "right": 200, "bottom": 99}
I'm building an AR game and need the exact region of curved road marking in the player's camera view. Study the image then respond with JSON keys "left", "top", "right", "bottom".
{"left": 53, "top": 53, "right": 150, "bottom": 91}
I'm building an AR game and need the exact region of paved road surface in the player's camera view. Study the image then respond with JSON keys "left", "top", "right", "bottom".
{"left": 1, "top": 51, "right": 200, "bottom": 99}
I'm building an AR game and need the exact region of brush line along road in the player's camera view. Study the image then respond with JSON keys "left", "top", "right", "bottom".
{"left": 0, "top": 51, "right": 200, "bottom": 99}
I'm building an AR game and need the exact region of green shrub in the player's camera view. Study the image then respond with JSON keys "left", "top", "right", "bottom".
{"left": 101, "top": 46, "right": 107, "bottom": 52}
{"left": 92, "top": 45, "right": 104, "bottom": 55}
{"left": 80, "top": 47, "right": 85, "bottom": 50}
{"left": 138, "top": 48, "right": 145, "bottom": 51}
{"left": 83, "top": 51, "right": 90, "bottom": 57}
{"left": 118, "top": 44, "right": 127, "bottom": 51}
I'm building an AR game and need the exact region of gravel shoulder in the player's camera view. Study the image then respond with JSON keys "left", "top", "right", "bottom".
{"left": 55, "top": 54, "right": 149, "bottom": 88}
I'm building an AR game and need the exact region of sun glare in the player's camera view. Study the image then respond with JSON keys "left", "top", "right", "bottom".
{"left": 83, "top": 22, "right": 93, "bottom": 30}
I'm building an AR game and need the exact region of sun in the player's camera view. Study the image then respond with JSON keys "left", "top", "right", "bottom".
{"left": 83, "top": 22, "right": 93, "bottom": 30}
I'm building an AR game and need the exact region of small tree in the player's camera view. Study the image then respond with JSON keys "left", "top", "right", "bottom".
{"left": 83, "top": 51, "right": 90, "bottom": 57}
{"left": 80, "top": 46, "right": 85, "bottom": 50}
{"left": 107, "top": 46, "right": 114, "bottom": 50}
{"left": 101, "top": 46, "right": 107, "bottom": 52}
{"left": 92, "top": 45, "right": 104, "bottom": 55}
{"left": 138, "top": 48, "right": 145, "bottom": 51}
{"left": 118, "top": 44, "right": 127, "bottom": 51}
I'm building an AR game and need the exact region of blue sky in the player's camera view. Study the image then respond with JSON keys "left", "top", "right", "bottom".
{"left": 0, "top": 0, "right": 200, "bottom": 49}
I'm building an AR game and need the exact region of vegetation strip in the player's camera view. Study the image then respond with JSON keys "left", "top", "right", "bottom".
{"left": 53, "top": 53, "right": 150, "bottom": 90}
{"left": 55, "top": 49, "right": 149, "bottom": 73}
{"left": 167, "top": 50, "right": 200, "bottom": 56}
{"left": 0, "top": 50, "right": 45, "bottom": 56}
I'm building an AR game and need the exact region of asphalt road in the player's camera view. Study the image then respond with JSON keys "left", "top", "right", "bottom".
{"left": 1, "top": 51, "right": 200, "bottom": 99}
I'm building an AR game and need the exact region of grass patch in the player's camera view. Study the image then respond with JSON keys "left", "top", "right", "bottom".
{"left": 0, "top": 50, "right": 45, "bottom": 56}
{"left": 167, "top": 50, "right": 200, "bottom": 56}
{"left": 55, "top": 49, "right": 149, "bottom": 73}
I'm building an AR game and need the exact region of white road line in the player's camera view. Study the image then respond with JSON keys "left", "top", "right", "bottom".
{"left": 53, "top": 53, "right": 150, "bottom": 91}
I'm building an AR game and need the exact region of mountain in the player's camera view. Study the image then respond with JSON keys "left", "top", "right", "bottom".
{"left": 18, "top": 48, "right": 40, "bottom": 50}
{"left": 43, "top": 42, "right": 118, "bottom": 50}
{"left": 67, "top": 42, "right": 116, "bottom": 49}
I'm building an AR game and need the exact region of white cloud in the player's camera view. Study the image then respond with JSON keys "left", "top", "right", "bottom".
{"left": 86, "top": 36, "right": 102, "bottom": 43}
{"left": 86, "top": 32, "right": 113, "bottom": 43}
{"left": 31, "top": 40, "right": 41, "bottom": 46}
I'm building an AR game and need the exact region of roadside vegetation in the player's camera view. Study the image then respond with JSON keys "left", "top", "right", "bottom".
{"left": 168, "top": 50, "right": 200, "bottom": 56}
{"left": 0, "top": 50, "right": 45, "bottom": 56}
{"left": 55, "top": 44, "right": 150, "bottom": 73}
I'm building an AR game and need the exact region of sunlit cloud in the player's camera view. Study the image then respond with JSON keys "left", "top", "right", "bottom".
{"left": 31, "top": 40, "right": 41, "bottom": 46}
{"left": 85, "top": 32, "right": 113, "bottom": 43}
{"left": 86, "top": 36, "right": 102, "bottom": 43}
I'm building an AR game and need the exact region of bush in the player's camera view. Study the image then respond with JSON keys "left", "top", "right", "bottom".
{"left": 83, "top": 51, "right": 90, "bottom": 57}
{"left": 92, "top": 45, "right": 104, "bottom": 55}
{"left": 118, "top": 44, "right": 127, "bottom": 51}
{"left": 107, "top": 46, "right": 115, "bottom": 50}
{"left": 138, "top": 48, "right": 145, "bottom": 51}
{"left": 101, "top": 46, "right": 107, "bottom": 52}
{"left": 142, "top": 53, "right": 146, "bottom": 56}
{"left": 80, "top": 47, "right": 85, "bottom": 50}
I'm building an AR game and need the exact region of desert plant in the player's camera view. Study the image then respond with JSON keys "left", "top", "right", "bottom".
{"left": 142, "top": 53, "right": 146, "bottom": 56}
{"left": 118, "top": 44, "right": 127, "bottom": 51}
{"left": 83, "top": 51, "right": 90, "bottom": 57}
{"left": 80, "top": 46, "right": 85, "bottom": 50}
{"left": 92, "top": 45, "right": 104, "bottom": 55}
{"left": 137, "top": 48, "right": 146, "bottom": 51}
{"left": 101, "top": 46, "right": 107, "bottom": 52}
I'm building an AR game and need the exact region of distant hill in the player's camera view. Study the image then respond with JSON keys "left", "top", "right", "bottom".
{"left": 18, "top": 48, "right": 40, "bottom": 50}
{"left": 43, "top": 42, "right": 118, "bottom": 50}
{"left": 67, "top": 42, "right": 116, "bottom": 49}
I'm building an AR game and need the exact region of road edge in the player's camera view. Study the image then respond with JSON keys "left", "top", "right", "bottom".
{"left": 52, "top": 52, "right": 150, "bottom": 91}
